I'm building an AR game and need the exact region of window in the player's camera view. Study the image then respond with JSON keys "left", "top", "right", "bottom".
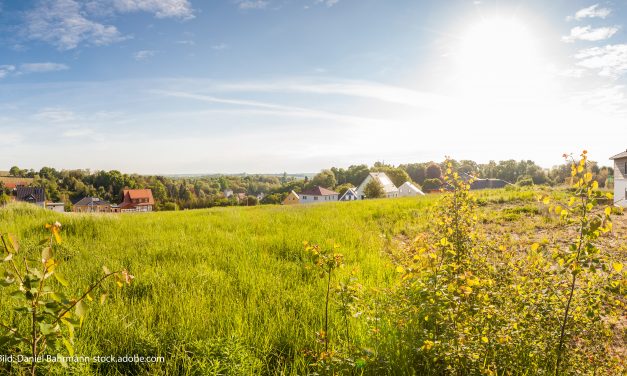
{"left": 314, "top": 196, "right": 318, "bottom": 200}
{"left": 303, "top": 196, "right": 307, "bottom": 199}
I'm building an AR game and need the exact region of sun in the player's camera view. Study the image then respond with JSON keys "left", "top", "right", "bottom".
{"left": 455, "top": 16, "right": 547, "bottom": 99}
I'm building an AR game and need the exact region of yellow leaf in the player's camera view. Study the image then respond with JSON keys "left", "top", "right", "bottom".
{"left": 605, "top": 207, "right": 612, "bottom": 216}
{"left": 612, "top": 262, "right": 623, "bottom": 273}
{"left": 440, "top": 238, "right": 449, "bottom": 246}
{"left": 531, "top": 243, "right": 540, "bottom": 251}
{"left": 554, "top": 206, "right": 562, "bottom": 215}
{"left": 395, "top": 266, "right": 405, "bottom": 274}
{"left": 481, "top": 336, "right": 489, "bottom": 343}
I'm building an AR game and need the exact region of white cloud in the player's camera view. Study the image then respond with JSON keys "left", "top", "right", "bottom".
{"left": 569, "top": 4, "right": 611, "bottom": 21}
{"left": 237, "top": 1, "right": 268, "bottom": 10}
{"left": 24, "top": 0, "right": 124, "bottom": 50}
{"left": 20, "top": 62, "right": 69, "bottom": 73}
{"left": 0, "top": 65, "right": 16, "bottom": 79}
{"left": 562, "top": 25, "right": 619, "bottom": 43}
{"left": 575, "top": 44, "right": 627, "bottom": 77}
{"left": 211, "top": 43, "right": 228, "bottom": 50}
{"left": 111, "top": 0, "right": 194, "bottom": 19}
{"left": 24, "top": 0, "right": 194, "bottom": 50}
{"left": 215, "top": 79, "right": 452, "bottom": 110}
{"left": 133, "top": 50, "right": 157, "bottom": 61}
{"left": 315, "top": 0, "right": 339, "bottom": 7}
{"left": 33, "top": 108, "right": 77, "bottom": 123}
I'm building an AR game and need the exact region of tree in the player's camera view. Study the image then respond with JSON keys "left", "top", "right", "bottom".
{"left": 9, "top": 166, "right": 20, "bottom": 177}
{"left": 311, "top": 169, "right": 337, "bottom": 189}
{"left": 426, "top": 163, "right": 442, "bottom": 180}
{"left": 400, "top": 163, "right": 427, "bottom": 185}
{"left": 363, "top": 179, "right": 385, "bottom": 199}
{"left": 422, "top": 178, "right": 442, "bottom": 191}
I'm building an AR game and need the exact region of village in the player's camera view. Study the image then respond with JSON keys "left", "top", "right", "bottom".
{"left": 1, "top": 149, "right": 625, "bottom": 211}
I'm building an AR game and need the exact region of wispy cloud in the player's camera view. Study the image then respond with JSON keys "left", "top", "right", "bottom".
{"left": 562, "top": 26, "right": 619, "bottom": 43}
{"left": 0, "top": 65, "right": 16, "bottom": 79}
{"left": 575, "top": 44, "right": 627, "bottom": 77}
{"left": 211, "top": 43, "right": 228, "bottom": 50}
{"left": 20, "top": 62, "right": 69, "bottom": 73}
{"left": 133, "top": 50, "right": 158, "bottom": 61}
{"left": 237, "top": 1, "right": 268, "bottom": 10}
{"left": 155, "top": 90, "right": 387, "bottom": 126}
{"left": 24, "top": 0, "right": 124, "bottom": 50}
{"left": 110, "top": 0, "right": 194, "bottom": 19}
{"left": 32, "top": 108, "right": 76, "bottom": 123}
{"left": 568, "top": 4, "right": 611, "bottom": 21}
{"left": 23, "top": 0, "right": 194, "bottom": 50}
{"left": 214, "top": 79, "right": 452, "bottom": 110}
{"left": 315, "top": 0, "right": 340, "bottom": 7}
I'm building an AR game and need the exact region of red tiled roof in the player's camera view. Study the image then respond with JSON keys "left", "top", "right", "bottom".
{"left": 121, "top": 189, "right": 154, "bottom": 208}
{"left": 300, "top": 186, "right": 339, "bottom": 196}
{"left": 0, "top": 177, "right": 34, "bottom": 190}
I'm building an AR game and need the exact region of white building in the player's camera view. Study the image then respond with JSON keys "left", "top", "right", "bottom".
{"left": 355, "top": 172, "right": 399, "bottom": 199}
{"left": 46, "top": 202, "right": 65, "bottom": 212}
{"left": 398, "top": 181, "right": 425, "bottom": 197}
{"left": 611, "top": 150, "right": 627, "bottom": 207}
{"left": 339, "top": 187, "right": 359, "bottom": 201}
{"left": 299, "top": 186, "right": 339, "bottom": 204}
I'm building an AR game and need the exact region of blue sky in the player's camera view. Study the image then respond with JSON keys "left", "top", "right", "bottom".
{"left": 1, "top": 0, "right": 626, "bottom": 174}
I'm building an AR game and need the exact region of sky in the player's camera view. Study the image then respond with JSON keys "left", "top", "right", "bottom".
{"left": 0, "top": 0, "right": 626, "bottom": 174}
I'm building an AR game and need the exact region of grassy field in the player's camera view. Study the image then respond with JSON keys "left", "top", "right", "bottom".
{"left": 0, "top": 188, "right": 624, "bottom": 375}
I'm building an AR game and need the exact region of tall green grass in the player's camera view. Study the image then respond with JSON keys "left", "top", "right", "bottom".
{"left": 1, "top": 196, "right": 443, "bottom": 375}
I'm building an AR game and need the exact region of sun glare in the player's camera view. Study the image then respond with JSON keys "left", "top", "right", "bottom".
{"left": 456, "top": 16, "right": 548, "bottom": 99}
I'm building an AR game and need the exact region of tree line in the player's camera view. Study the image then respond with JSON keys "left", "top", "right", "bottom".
{"left": 1, "top": 158, "right": 613, "bottom": 210}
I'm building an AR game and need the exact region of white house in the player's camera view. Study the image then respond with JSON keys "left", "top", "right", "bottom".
{"left": 46, "top": 202, "right": 65, "bottom": 212}
{"left": 611, "top": 149, "right": 627, "bottom": 207}
{"left": 339, "top": 187, "right": 359, "bottom": 201}
{"left": 398, "top": 181, "right": 425, "bottom": 197}
{"left": 299, "top": 186, "right": 339, "bottom": 204}
{"left": 355, "top": 172, "right": 399, "bottom": 199}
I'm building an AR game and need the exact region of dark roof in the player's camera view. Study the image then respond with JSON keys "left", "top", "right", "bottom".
{"left": 300, "top": 186, "right": 339, "bottom": 196}
{"left": 610, "top": 150, "right": 627, "bottom": 160}
{"left": 74, "top": 197, "right": 111, "bottom": 207}
{"left": 16, "top": 186, "right": 45, "bottom": 203}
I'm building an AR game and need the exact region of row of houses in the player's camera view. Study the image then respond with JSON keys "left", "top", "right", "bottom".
{"left": 8, "top": 186, "right": 155, "bottom": 213}
{"left": 282, "top": 172, "right": 425, "bottom": 205}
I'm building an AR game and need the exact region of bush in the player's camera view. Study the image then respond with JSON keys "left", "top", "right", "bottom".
{"left": 421, "top": 178, "right": 442, "bottom": 191}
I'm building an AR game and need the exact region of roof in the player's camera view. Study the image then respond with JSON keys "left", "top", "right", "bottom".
{"left": 368, "top": 172, "right": 398, "bottom": 193}
{"left": 74, "top": 197, "right": 111, "bottom": 207}
{"left": 339, "top": 187, "right": 358, "bottom": 200}
{"left": 300, "top": 186, "right": 339, "bottom": 196}
{"left": 400, "top": 181, "right": 424, "bottom": 194}
{"left": 15, "top": 186, "right": 45, "bottom": 202}
{"left": 610, "top": 150, "right": 627, "bottom": 160}
{"left": 0, "top": 177, "right": 34, "bottom": 190}
{"left": 122, "top": 189, "right": 155, "bottom": 205}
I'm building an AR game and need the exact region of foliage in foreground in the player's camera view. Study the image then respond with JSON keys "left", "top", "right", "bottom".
{"left": 1, "top": 222, "right": 133, "bottom": 375}
{"left": 0, "top": 157, "right": 624, "bottom": 375}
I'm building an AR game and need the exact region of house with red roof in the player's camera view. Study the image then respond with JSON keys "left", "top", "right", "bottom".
{"left": 119, "top": 189, "right": 154, "bottom": 212}
{"left": 299, "top": 186, "right": 339, "bottom": 204}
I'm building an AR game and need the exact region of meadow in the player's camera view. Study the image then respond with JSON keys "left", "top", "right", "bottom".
{"left": 0, "top": 186, "right": 625, "bottom": 375}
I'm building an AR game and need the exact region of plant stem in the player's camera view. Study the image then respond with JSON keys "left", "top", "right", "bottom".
{"left": 555, "top": 195, "right": 587, "bottom": 376}
{"left": 51, "top": 272, "right": 119, "bottom": 327}
{"left": 324, "top": 266, "right": 332, "bottom": 353}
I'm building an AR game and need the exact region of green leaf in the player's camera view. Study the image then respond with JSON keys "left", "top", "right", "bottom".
{"left": 54, "top": 273, "right": 69, "bottom": 287}
{"left": 62, "top": 337, "right": 74, "bottom": 356}
{"left": 75, "top": 300, "right": 87, "bottom": 318}
{"left": 41, "top": 247, "right": 53, "bottom": 263}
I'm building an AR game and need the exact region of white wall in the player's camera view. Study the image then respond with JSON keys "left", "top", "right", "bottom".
{"left": 615, "top": 179, "right": 627, "bottom": 207}
{"left": 300, "top": 194, "right": 338, "bottom": 204}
